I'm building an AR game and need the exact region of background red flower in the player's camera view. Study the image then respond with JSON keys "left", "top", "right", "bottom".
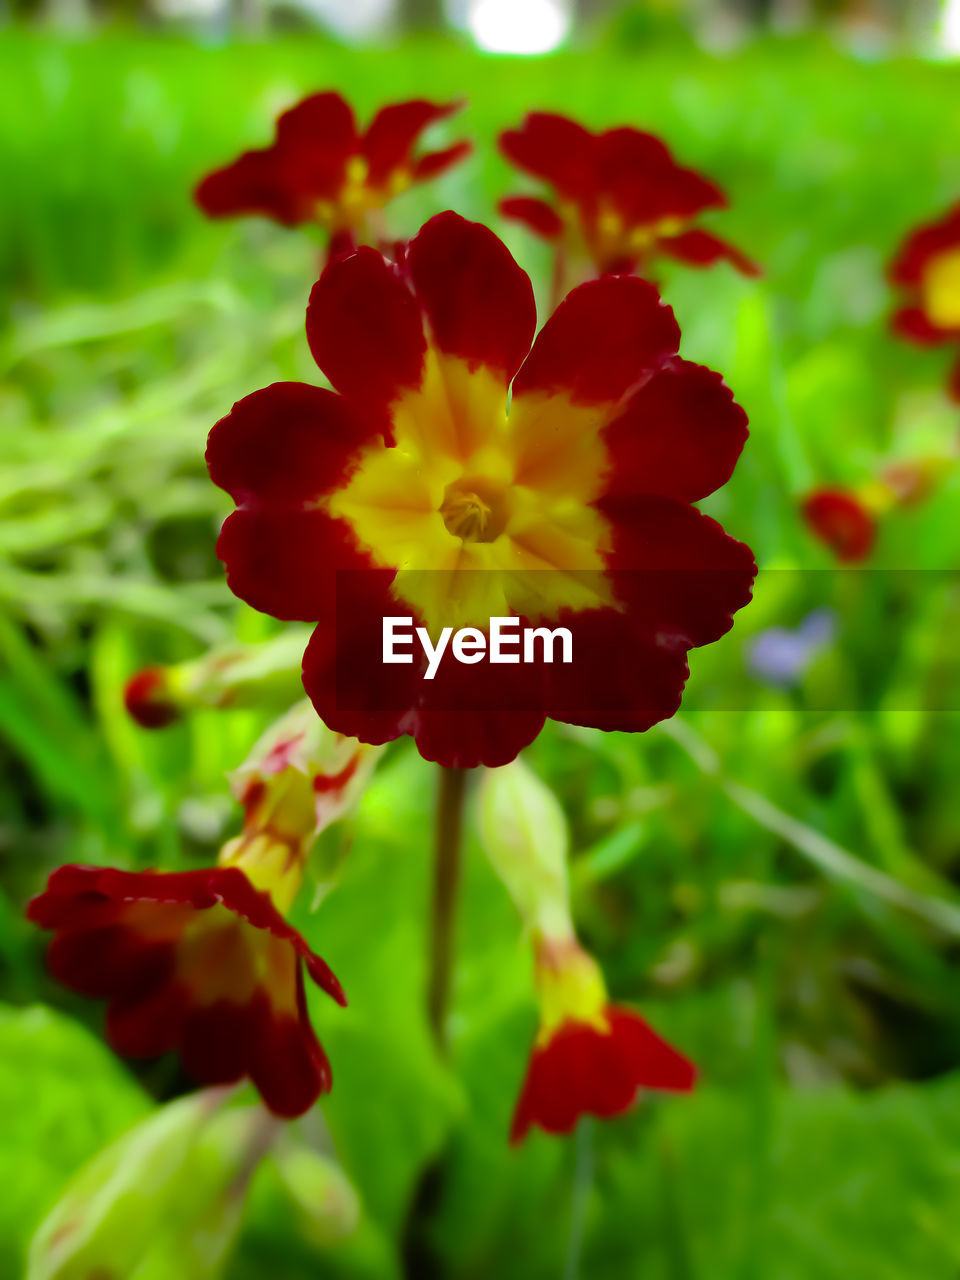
{"left": 498, "top": 112, "right": 759, "bottom": 277}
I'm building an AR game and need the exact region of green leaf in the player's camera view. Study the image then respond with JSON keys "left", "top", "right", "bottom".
{"left": 0, "top": 1004, "right": 150, "bottom": 1276}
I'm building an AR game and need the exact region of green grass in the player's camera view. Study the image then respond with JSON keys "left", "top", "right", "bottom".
{"left": 2, "top": 27, "right": 960, "bottom": 1280}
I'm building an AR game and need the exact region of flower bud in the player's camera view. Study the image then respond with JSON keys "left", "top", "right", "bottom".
{"left": 477, "top": 758, "right": 572, "bottom": 939}
{"left": 124, "top": 629, "right": 312, "bottom": 728}
{"left": 222, "top": 702, "right": 384, "bottom": 910}
{"left": 269, "top": 1142, "right": 361, "bottom": 1246}
{"left": 27, "top": 1092, "right": 273, "bottom": 1280}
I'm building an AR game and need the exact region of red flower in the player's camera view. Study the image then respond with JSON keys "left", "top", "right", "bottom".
{"left": 510, "top": 938, "right": 695, "bottom": 1142}
{"left": 889, "top": 202, "right": 960, "bottom": 402}
{"left": 27, "top": 864, "right": 345, "bottom": 1118}
{"left": 207, "top": 212, "right": 755, "bottom": 768}
{"left": 801, "top": 488, "right": 877, "bottom": 562}
{"left": 195, "top": 92, "right": 471, "bottom": 243}
{"left": 498, "top": 112, "right": 759, "bottom": 278}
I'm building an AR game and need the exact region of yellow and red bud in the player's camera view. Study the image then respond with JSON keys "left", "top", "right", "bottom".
{"left": 220, "top": 701, "right": 383, "bottom": 913}
{"left": 123, "top": 629, "right": 312, "bottom": 729}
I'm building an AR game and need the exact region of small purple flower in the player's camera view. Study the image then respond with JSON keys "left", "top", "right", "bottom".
{"left": 747, "top": 609, "right": 836, "bottom": 688}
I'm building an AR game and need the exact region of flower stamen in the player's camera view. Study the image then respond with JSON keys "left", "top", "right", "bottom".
{"left": 439, "top": 476, "right": 512, "bottom": 543}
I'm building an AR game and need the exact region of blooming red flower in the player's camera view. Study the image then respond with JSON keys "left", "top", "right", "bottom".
{"left": 889, "top": 202, "right": 960, "bottom": 402}
{"left": 27, "top": 864, "right": 345, "bottom": 1118}
{"left": 498, "top": 112, "right": 759, "bottom": 279}
{"left": 194, "top": 92, "right": 470, "bottom": 249}
{"left": 207, "top": 212, "right": 755, "bottom": 768}
{"left": 25, "top": 720, "right": 374, "bottom": 1119}
{"left": 510, "top": 938, "right": 695, "bottom": 1142}
{"left": 801, "top": 488, "right": 877, "bottom": 562}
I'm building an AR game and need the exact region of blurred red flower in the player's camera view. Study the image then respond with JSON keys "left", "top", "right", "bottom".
{"left": 207, "top": 212, "right": 755, "bottom": 768}
{"left": 801, "top": 488, "right": 876, "bottom": 562}
{"left": 194, "top": 92, "right": 470, "bottom": 250}
{"left": 889, "top": 202, "right": 960, "bottom": 402}
{"left": 510, "top": 938, "right": 695, "bottom": 1142}
{"left": 27, "top": 864, "right": 345, "bottom": 1117}
{"left": 498, "top": 112, "right": 759, "bottom": 279}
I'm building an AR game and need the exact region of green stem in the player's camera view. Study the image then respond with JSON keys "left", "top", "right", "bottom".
{"left": 428, "top": 765, "right": 467, "bottom": 1052}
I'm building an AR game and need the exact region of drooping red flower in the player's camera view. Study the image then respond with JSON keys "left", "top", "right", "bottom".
{"left": 510, "top": 938, "right": 695, "bottom": 1142}
{"left": 207, "top": 212, "right": 755, "bottom": 768}
{"left": 801, "top": 488, "right": 877, "bottom": 562}
{"left": 27, "top": 864, "right": 345, "bottom": 1118}
{"left": 195, "top": 92, "right": 471, "bottom": 247}
{"left": 498, "top": 112, "right": 759, "bottom": 279}
{"left": 889, "top": 201, "right": 960, "bottom": 402}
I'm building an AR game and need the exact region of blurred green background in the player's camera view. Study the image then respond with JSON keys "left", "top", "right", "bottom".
{"left": 3, "top": 8, "right": 960, "bottom": 1278}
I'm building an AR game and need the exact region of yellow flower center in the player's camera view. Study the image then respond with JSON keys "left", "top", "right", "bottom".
{"left": 325, "top": 348, "right": 617, "bottom": 633}
{"left": 568, "top": 198, "right": 688, "bottom": 268}
{"left": 314, "top": 155, "right": 413, "bottom": 232}
{"left": 439, "top": 476, "right": 513, "bottom": 543}
{"left": 922, "top": 246, "right": 960, "bottom": 329}
{"left": 534, "top": 937, "right": 609, "bottom": 1043}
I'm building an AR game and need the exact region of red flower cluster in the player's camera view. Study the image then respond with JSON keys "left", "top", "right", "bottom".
{"left": 889, "top": 202, "right": 960, "bottom": 402}
{"left": 207, "top": 212, "right": 755, "bottom": 768}
{"left": 511, "top": 938, "right": 695, "bottom": 1142}
{"left": 27, "top": 864, "right": 345, "bottom": 1118}
{"left": 499, "top": 112, "right": 759, "bottom": 279}
{"left": 195, "top": 92, "right": 470, "bottom": 250}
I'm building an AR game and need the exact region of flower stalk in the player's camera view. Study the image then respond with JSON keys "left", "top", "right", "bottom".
{"left": 427, "top": 764, "right": 468, "bottom": 1053}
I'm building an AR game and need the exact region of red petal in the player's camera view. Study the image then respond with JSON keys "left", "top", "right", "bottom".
{"left": 47, "top": 926, "right": 173, "bottom": 999}
{"left": 801, "top": 489, "right": 876, "bottom": 562}
{"left": 179, "top": 998, "right": 256, "bottom": 1087}
{"left": 300, "top": 569, "right": 419, "bottom": 748}
{"left": 415, "top": 652, "right": 546, "bottom": 767}
{"left": 307, "top": 246, "right": 426, "bottom": 410}
{"left": 274, "top": 90, "right": 357, "bottom": 160}
{"left": 498, "top": 196, "right": 564, "bottom": 240}
{"left": 601, "top": 495, "right": 756, "bottom": 648}
{"left": 301, "top": 573, "right": 545, "bottom": 767}
{"left": 498, "top": 112, "right": 595, "bottom": 198}
{"left": 106, "top": 979, "right": 189, "bottom": 1058}
{"left": 362, "top": 98, "right": 463, "bottom": 184}
{"left": 251, "top": 983, "right": 332, "bottom": 1117}
{"left": 513, "top": 274, "right": 679, "bottom": 405}
{"left": 206, "top": 382, "right": 378, "bottom": 508}
{"left": 194, "top": 149, "right": 304, "bottom": 226}
{"left": 406, "top": 212, "right": 536, "bottom": 384}
{"left": 601, "top": 359, "right": 749, "bottom": 503}
{"left": 543, "top": 609, "right": 689, "bottom": 734}
{"left": 608, "top": 1006, "right": 697, "bottom": 1092}
{"left": 510, "top": 1006, "right": 694, "bottom": 1142}
{"left": 659, "top": 228, "right": 760, "bottom": 277}
{"left": 890, "top": 304, "right": 953, "bottom": 345}
{"left": 889, "top": 203, "right": 960, "bottom": 286}
{"left": 412, "top": 141, "right": 472, "bottom": 181}
{"left": 216, "top": 507, "right": 366, "bottom": 622}
{"left": 595, "top": 126, "right": 674, "bottom": 178}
